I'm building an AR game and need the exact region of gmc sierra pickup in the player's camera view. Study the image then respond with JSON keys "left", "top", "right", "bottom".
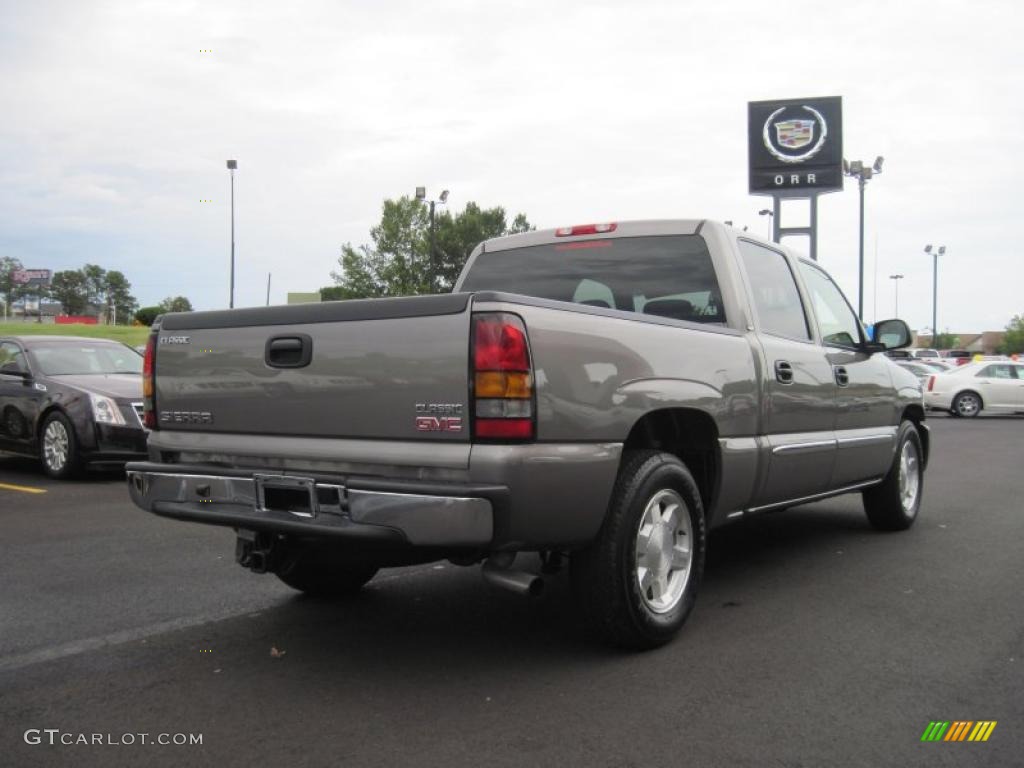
{"left": 127, "top": 219, "right": 928, "bottom": 648}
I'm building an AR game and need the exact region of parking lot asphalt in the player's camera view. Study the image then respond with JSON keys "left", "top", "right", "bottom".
{"left": 1, "top": 414, "right": 1022, "bottom": 768}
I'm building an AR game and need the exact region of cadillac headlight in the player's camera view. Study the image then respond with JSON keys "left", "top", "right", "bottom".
{"left": 90, "top": 393, "right": 126, "bottom": 425}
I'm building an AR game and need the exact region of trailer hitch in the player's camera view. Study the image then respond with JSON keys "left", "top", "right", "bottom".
{"left": 235, "top": 529, "right": 282, "bottom": 574}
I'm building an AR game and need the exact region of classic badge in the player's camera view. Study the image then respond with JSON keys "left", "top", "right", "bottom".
{"left": 762, "top": 105, "right": 828, "bottom": 163}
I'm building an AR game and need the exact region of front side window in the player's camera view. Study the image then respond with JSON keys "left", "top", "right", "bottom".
{"left": 0, "top": 342, "right": 28, "bottom": 374}
{"left": 797, "top": 261, "right": 863, "bottom": 348}
{"left": 736, "top": 240, "right": 810, "bottom": 340}
{"left": 976, "top": 364, "right": 1017, "bottom": 380}
{"left": 460, "top": 235, "right": 727, "bottom": 324}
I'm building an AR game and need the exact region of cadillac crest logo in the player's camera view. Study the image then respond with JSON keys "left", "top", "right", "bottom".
{"left": 763, "top": 105, "right": 828, "bottom": 163}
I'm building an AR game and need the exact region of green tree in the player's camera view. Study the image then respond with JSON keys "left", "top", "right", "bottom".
{"left": 1000, "top": 314, "right": 1024, "bottom": 355}
{"left": 0, "top": 256, "right": 25, "bottom": 317}
{"left": 81, "top": 263, "right": 107, "bottom": 309}
{"left": 319, "top": 286, "right": 347, "bottom": 302}
{"left": 134, "top": 306, "right": 163, "bottom": 326}
{"left": 330, "top": 197, "right": 533, "bottom": 299}
{"left": 48, "top": 271, "right": 90, "bottom": 315}
{"left": 159, "top": 296, "right": 193, "bottom": 313}
{"left": 104, "top": 271, "right": 137, "bottom": 324}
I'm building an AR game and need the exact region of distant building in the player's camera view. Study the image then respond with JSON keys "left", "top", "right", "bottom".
{"left": 913, "top": 332, "right": 1005, "bottom": 354}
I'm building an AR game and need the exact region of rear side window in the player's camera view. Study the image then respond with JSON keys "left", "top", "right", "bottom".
{"left": 736, "top": 240, "right": 810, "bottom": 340}
{"left": 460, "top": 235, "right": 726, "bottom": 324}
{"left": 976, "top": 364, "right": 1017, "bottom": 379}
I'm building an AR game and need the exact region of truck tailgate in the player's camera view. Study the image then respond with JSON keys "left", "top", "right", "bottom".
{"left": 153, "top": 294, "right": 471, "bottom": 441}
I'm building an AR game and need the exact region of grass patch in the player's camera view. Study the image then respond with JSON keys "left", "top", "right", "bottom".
{"left": 0, "top": 322, "right": 150, "bottom": 346}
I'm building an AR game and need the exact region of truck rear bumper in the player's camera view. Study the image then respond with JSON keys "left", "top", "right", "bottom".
{"left": 126, "top": 462, "right": 498, "bottom": 547}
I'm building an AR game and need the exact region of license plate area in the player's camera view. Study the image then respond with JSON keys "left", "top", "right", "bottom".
{"left": 255, "top": 475, "right": 317, "bottom": 518}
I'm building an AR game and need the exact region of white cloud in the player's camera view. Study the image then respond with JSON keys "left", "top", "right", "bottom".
{"left": 0, "top": 0, "right": 1021, "bottom": 332}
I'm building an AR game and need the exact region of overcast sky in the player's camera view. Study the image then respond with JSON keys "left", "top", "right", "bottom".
{"left": 1, "top": 0, "right": 1022, "bottom": 332}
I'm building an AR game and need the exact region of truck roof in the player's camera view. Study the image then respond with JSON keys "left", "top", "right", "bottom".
{"left": 479, "top": 218, "right": 787, "bottom": 256}
{"left": 482, "top": 218, "right": 706, "bottom": 253}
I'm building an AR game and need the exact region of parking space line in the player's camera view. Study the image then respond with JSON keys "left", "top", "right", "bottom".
{"left": 0, "top": 482, "right": 47, "bottom": 494}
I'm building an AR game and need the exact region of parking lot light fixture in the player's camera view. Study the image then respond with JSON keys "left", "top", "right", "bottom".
{"left": 924, "top": 245, "right": 945, "bottom": 347}
{"left": 889, "top": 273, "right": 904, "bottom": 317}
{"left": 415, "top": 186, "right": 450, "bottom": 293}
{"left": 226, "top": 160, "right": 238, "bottom": 309}
{"left": 844, "top": 156, "right": 885, "bottom": 321}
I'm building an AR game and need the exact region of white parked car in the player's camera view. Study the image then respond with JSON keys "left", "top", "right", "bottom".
{"left": 911, "top": 348, "right": 941, "bottom": 360}
{"left": 924, "top": 361, "right": 1024, "bottom": 417}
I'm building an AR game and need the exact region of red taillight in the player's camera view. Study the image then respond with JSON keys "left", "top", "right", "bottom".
{"left": 927, "top": 375, "right": 935, "bottom": 392}
{"left": 554, "top": 222, "right": 617, "bottom": 237}
{"left": 143, "top": 333, "right": 158, "bottom": 429}
{"left": 472, "top": 313, "right": 534, "bottom": 442}
{"left": 475, "top": 418, "right": 533, "bottom": 439}
{"left": 474, "top": 315, "right": 530, "bottom": 371}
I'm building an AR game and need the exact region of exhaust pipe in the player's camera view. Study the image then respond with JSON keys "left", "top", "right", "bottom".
{"left": 482, "top": 553, "right": 544, "bottom": 597}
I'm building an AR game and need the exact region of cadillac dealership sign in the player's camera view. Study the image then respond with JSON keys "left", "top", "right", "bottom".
{"left": 748, "top": 96, "right": 843, "bottom": 194}
{"left": 12, "top": 268, "right": 52, "bottom": 286}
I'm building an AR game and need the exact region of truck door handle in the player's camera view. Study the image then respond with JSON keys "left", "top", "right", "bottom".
{"left": 834, "top": 365, "right": 849, "bottom": 387}
{"left": 774, "top": 360, "right": 794, "bottom": 384}
{"left": 265, "top": 334, "right": 313, "bottom": 368}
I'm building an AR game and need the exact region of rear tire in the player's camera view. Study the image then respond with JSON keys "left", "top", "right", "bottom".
{"left": 274, "top": 544, "right": 378, "bottom": 598}
{"left": 952, "top": 391, "right": 982, "bottom": 418}
{"left": 571, "top": 450, "right": 706, "bottom": 650}
{"left": 862, "top": 421, "right": 924, "bottom": 531}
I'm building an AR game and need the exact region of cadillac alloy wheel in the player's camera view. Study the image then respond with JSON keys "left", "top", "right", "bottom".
{"left": 953, "top": 392, "right": 981, "bottom": 418}
{"left": 39, "top": 412, "right": 80, "bottom": 479}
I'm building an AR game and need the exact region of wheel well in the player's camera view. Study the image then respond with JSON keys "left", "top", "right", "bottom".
{"left": 902, "top": 403, "right": 925, "bottom": 425}
{"left": 622, "top": 408, "right": 719, "bottom": 514}
{"left": 36, "top": 405, "right": 65, "bottom": 440}
{"left": 901, "top": 404, "right": 929, "bottom": 467}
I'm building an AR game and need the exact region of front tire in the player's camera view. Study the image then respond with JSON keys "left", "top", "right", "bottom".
{"left": 39, "top": 411, "right": 81, "bottom": 479}
{"left": 952, "top": 391, "right": 982, "bottom": 418}
{"left": 571, "top": 450, "right": 706, "bottom": 650}
{"left": 862, "top": 421, "right": 924, "bottom": 531}
{"left": 274, "top": 544, "right": 378, "bottom": 598}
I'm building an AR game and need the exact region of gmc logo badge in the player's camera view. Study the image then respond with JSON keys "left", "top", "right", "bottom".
{"left": 416, "top": 416, "right": 462, "bottom": 433}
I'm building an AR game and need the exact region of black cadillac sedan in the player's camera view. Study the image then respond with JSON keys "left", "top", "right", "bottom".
{"left": 0, "top": 336, "right": 147, "bottom": 478}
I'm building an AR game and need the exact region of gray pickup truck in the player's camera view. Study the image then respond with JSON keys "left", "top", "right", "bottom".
{"left": 127, "top": 219, "right": 928, "bottom": 648}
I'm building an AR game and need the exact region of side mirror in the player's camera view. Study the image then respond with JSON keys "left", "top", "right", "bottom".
{"left": 0, "top": 362, "right": 30, "bottom": 378}
{"left": 870, "top": 318, "right": 912, "bottom": 351}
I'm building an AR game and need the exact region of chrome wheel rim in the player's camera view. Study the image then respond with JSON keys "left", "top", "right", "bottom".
{"left": 956, "top": 394, "right": 979, "bottom": 416}
{"left": 43, "top": 420, "right": 69, "bottom": 472}
{"left": 898, "top": 439, "right": 920, "bottom": 515}
{"left": 634, "top": 488, "right": 693, "bottom": 614}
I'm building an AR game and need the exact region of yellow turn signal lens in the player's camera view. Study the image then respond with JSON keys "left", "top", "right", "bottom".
{"left": 475, "top": 371, "right": 532, "bottom": 399}
{"left": 143, "top": 378, "right": 153, "bottom": 397}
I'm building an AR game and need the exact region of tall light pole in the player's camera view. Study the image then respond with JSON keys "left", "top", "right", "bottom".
{"left": 226, "top": 160, "right": 237, "bottom": 308}
{"left": 924, "top": 244, "right": 945, "bottom": 346}
{"left": 414, "top": 186, "right": 449, "bottom": 293}
{"left": 758, "top": 208, "right": 775, "bottom": 240}
{"left": 843, "top": 156, "right": 884, "bottom": 320}
{"left": 888, "top": 273, "right": 904, "bottom": 317}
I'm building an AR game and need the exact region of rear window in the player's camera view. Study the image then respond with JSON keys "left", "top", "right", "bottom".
{"left": 460, "top": 235, "right": 726, "bottom": 324}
